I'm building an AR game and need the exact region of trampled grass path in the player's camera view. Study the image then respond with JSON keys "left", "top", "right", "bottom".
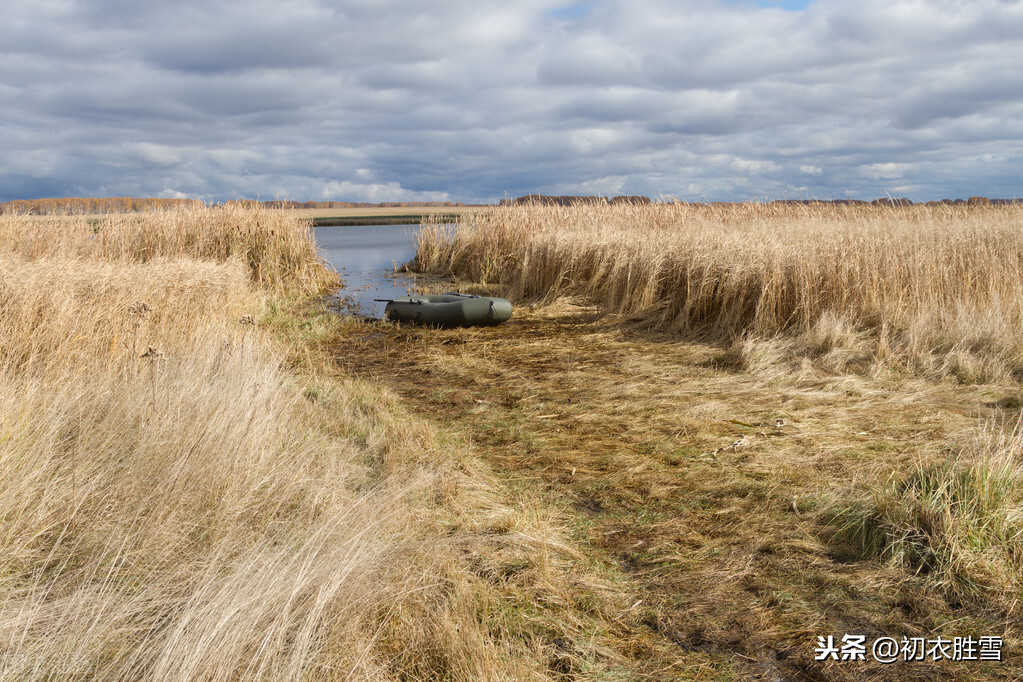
{"left": 330, "top": 299, "right": 1022, "bottom": 680}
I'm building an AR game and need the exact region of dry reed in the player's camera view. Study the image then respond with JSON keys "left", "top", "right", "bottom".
{"left": 0, "top": 207, "right": 579, "bottom": 679}
{"left": 415, "top": 201, "right": 1023, "bottom": 623}
{"left": 0, "top": 202, "right": 336, "bottom": 294}
{"left": 415, "top": 202, "right": 1023, "bottom": 380}
{"left": 0, "top": 256, "right": 401, "bottom": 678}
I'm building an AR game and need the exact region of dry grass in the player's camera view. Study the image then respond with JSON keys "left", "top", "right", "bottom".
{"left": 415, "top": 202, "right": 1023, "bottom": 382}
{"left": 332, "top": 299, "right": 1023, "bottom": 680}
{"left": 0, "top": 254, "right": 398, "bottom": 679}
{"left": 8, "top": 202, "right": 1020, "bottom": 679}
{"left": 405, "top": 203, "right": 1023, "bottom": 677}
{"left": 829, "top": 419, "right": 1023, "bottom": 616}
{"left": 0, "top": 206, "right": 601, "bottom": 680}
{"left": 0, "top": 202, "right": 336, "bottom": 293}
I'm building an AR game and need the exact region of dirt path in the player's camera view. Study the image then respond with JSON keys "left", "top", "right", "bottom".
{"left": 329, "top": 300, "right": 1020, "bottom": 680}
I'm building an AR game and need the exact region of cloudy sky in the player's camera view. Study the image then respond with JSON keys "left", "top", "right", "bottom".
{"left": 2, "top": 0, "right": 1021, "bottom": 203}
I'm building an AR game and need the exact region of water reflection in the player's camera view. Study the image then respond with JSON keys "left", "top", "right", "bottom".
{"left": 314, "top": 223, "right": 426, "bottom": 318}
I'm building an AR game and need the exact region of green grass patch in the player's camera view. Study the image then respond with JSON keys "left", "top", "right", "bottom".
{"left": 826, "top": 434, "right": 1023, "bottom": 613}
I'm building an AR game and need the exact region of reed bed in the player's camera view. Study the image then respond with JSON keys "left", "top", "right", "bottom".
{"left": 0, "top": 207, "right": 574, "bottom": 679}
{"left": 416, "top": 202, "right": 1023, "bottom": 380}
{"left": 0, "top": 255, "right": 399, "bottom": 678}
{"left": 0, "top": 202, "right": 336, "bottom": 293}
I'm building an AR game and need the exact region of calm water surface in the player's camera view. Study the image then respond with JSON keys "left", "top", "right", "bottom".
{"left": 314, "top": 223, "right": 426, "bottom": 318}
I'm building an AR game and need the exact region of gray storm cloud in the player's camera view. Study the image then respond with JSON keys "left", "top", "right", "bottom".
{"left": 1, "top": 0, "right": 1020, "bottom": 202}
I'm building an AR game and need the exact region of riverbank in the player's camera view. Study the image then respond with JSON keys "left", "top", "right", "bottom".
{"left": 293, "top": 205, "right": 485, "bottom": 226}
{"left": 393, "top": 202, "right": 1023, "bottom": 679}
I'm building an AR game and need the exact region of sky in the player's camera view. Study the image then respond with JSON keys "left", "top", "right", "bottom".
{"left": 1, "top": 0, "right": 1021, "bottom": 203}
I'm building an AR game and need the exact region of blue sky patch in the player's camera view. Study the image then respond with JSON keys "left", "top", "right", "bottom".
{"left": 547, "top": 2, "right": 596, "bottom": 22}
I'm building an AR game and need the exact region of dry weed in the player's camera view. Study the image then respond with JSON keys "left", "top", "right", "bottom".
{"left": 416, "top": 202, "right": 1023, "bottom": 381}
{"left": 0, "top": 207, "right": 586, "bottom": 680}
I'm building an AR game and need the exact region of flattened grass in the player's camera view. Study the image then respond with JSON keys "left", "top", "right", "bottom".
{"left": 405, "top": 203, "right": 1023, "bottom": 677}
{"left": 330, "top": 299, "right": 1023, "bottom": 679}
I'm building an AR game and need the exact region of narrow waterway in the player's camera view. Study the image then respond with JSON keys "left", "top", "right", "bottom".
{"left": 314, "top": 223, "right": 425, "bottom": 318}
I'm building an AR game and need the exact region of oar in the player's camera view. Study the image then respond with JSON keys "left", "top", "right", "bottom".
{"left": 374, "top": 298, "right": 425, "bottom": 304}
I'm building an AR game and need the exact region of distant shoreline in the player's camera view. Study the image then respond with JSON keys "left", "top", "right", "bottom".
{"left": 4, "top": 195, "right": 1021, "bottom": 218}
{"left": 293, "top": 206, "right": 483, "bottom": 226}
{"left": 308, "top": 214, "right": 466, "bottom": 226}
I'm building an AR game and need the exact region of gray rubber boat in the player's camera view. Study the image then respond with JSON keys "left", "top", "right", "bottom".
{"left": 376, "top": 292, "right": 513, "bottom": 327}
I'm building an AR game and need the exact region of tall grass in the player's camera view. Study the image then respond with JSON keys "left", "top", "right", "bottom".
{"left": 827, "top": 420, "right": 1023, "bottom": 615}
{"left": 0, "top": 254, "right": 403, "bottom": 678}
{"left": 416, "top": 202, "right": 1023, "bottom": 379}
{"left": 0, "top": 202, "right": 336, "bottom": 293}
{"left": 416, "top": 201, "right": 1023, "bottom": 619}
{"left": 0, "top": 207, "right": 575, "bottom": 679}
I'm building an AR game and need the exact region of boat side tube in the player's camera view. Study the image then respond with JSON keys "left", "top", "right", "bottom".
{"left": 375, "top": 293, "right": 513, "bottom": 327}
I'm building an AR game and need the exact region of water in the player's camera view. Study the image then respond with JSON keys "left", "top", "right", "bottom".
{"left": 314, "top": 223, "right": 426, "bottom": 319}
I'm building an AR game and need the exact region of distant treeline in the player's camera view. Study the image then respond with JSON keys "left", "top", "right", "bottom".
{"left": 3, "top": 195, "right": 1020, "bottom": 216}
{"left": 260, "top": 200, "right": 474, "bottom": 209}
{"left": 503, "top": 195, "right": 1021, "bottom": 207}
{"left": 500, "top": 195, "right": 652, "bottom": 206}
{"left": 0, "top": 197, "right": 203, "bottom": 215}
{"left": 769, "top": 197, "right": 1022, "bottom": 207}
{"left": 0, "top": 198, "right": 474, "bottom": 215}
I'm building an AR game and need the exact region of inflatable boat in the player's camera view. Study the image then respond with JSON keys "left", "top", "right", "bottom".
{"left": 376, "top": 293, "right": 513, "bottom": 327}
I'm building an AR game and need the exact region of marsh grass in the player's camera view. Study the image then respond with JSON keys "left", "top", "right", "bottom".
{"left": 828, "top": 420, "right": 1023, "bottom": 615}
{"left": 408, "top": 203, "right": 1023, "bottom": 675}
{"left": 0, "top": 202, "right": 336, "bottom": 293}
{"left": 0, "top": 207, "right": 592, "bottom": 679}
{"left": 330, "top": 297, "right": 1023, "bottom": 678}
{"left": 0, "top": 254, "right": 402, "bottom": 678}
{"left": 416, "top": 202, "right": 1023, "bottom": 381}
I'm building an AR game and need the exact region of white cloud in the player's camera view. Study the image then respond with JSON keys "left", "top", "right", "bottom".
{"left": 731, "top": 158, "right": 781, "bottom": 175}
{"left": 320, "top": 180, "right": 450, "bottom": 203}
{"left": 859, "top": 163, "right": 911, "bottom": 180}
{"left": 157, "top": 188, "right": 192, "bottom": 200}
{"left": 1, "top": 0, "right": 1022, "bottom": 202}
